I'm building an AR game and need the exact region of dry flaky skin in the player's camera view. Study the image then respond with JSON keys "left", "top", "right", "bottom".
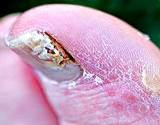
{"left": 142, "top": 65, "right": 160, "bottom": 96}
{"left": 7, "top": 4, "right": 160, "bottom": 125}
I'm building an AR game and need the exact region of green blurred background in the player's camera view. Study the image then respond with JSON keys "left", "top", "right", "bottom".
{"left": 1, "top": 0, "right": 160, "bottom": 47}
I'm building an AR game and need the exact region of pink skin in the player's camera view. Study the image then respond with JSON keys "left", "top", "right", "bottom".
{"left": 0, "top": 14, "right": 59, "bottom": 125}
{"left": 0, "top": 14, "right": 18, "bottom": 49}
{"left": 8, "top": 4, "right": 160, "bottom": 125}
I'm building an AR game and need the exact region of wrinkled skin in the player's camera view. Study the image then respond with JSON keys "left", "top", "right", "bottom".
{"left": 0, "top": 14, "right": 59, "bottom": 125}
{"left": 2, "top": 4, "right": 160, "bottom": 125}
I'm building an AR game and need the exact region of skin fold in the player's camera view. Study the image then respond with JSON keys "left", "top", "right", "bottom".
{"left": 0, "top": 14, "right": 59, "bottom": 125}
{"left": 6, "top": 4, "right": 160, "bottom": 125}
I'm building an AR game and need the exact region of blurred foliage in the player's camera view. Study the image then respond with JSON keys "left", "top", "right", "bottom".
{"left": 1, "top": 0, "right": 160, "bottom": 47}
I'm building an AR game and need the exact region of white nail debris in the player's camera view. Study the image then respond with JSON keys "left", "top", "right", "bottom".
{"left": 94, "top": 76, "right": 103, "bottom": 85}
